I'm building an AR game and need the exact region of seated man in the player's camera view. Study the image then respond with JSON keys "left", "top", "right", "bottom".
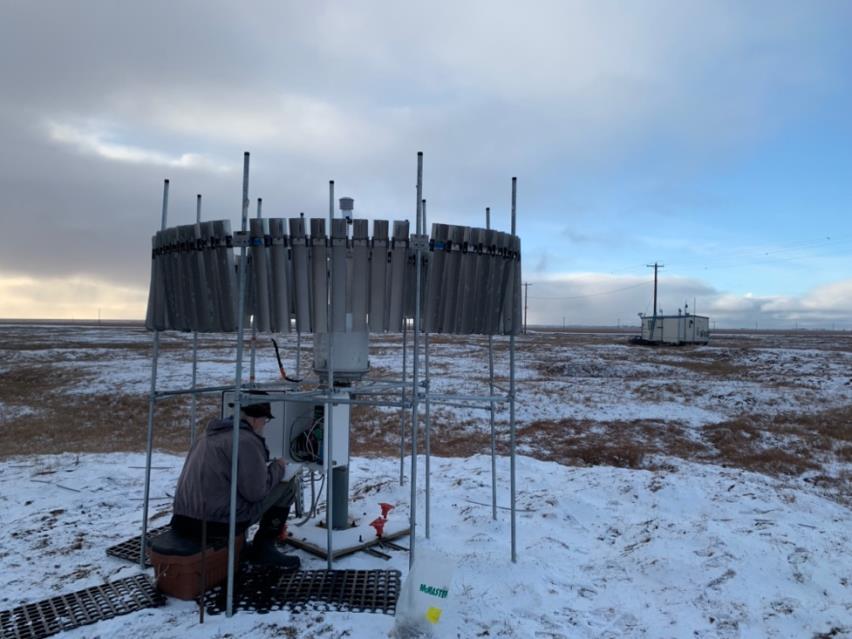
{"left": 170, "top": 395, "right": 300, "bottom": 570}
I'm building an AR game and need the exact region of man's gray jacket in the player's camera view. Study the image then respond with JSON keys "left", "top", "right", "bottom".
{"left": 172, "top": 417, "right": 285, "bottom": 525}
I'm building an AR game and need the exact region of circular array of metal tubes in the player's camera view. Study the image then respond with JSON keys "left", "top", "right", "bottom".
{"left": 145, "top": 217, "right": 522, "bottom": 335}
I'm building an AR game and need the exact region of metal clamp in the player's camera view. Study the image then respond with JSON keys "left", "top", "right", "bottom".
{"left": 231, "top": 231, "right": 250, "bottom": 248}
{"left": 410, "top": 234, "right": 429, "bottom": 251}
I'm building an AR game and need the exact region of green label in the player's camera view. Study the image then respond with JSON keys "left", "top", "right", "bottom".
{"left": 419, "top": 583, "right": 448, "bottom": 599}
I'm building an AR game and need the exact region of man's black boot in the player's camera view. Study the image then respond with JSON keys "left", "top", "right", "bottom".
{"left": 250, "top": 535, "right": 301, "bottom": 570}
{"left": 249, "top": 506, "right": 300, "bottom": 570}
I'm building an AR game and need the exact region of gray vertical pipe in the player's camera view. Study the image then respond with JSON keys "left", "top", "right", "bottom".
{"left": 249, "top": 198, "right": 262, "bottom": 386}
{"left": 190, "top": 194, "right": 202, "bottom": 447}
{"left": 487, "top": 207, "right": 497, "bottom": 521}
{"left": 509, "top": 177, "right": 517, "bottom": 563}
{"left": 226, "top": 152, "right": 251, "bottom": 616}
{"left": 296, "top": 331, "right": 301, "bottom": 378}
{"left": 296, "top": 211, "right": 303, "bottom": 376}
{"left": 140, "top": 179, "right": 169, "bottom": 568}
{"left": 423, "top": 198, "right": 431, "bottom": 539}
{"left": 326, "top": 180, "right": 335, "bottom": 570}
{"left": 399, "top": 319, "right": 406, "bottom": 485}
{"left": 409, "top": 152, "right": 423, "bottom": 568}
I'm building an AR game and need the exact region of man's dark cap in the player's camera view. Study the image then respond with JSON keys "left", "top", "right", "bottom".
{"left": 243, "top": 402, "right": 274, "bottom": 419}
{"left": 229, "top": 391, "right": 275, "bottom": 419}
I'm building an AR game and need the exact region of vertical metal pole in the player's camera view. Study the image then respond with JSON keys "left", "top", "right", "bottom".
{"left": 409, "top": 152, "right": 423, "bottom": 568}
{"left": 295, "top": 331, "right": 301, "bottom": 378}
{"left": 140, "top": 178, "right": 169, "bottom": 568}
{"left": 226, "top": 152, "right": 251, "bottom": 616}
{"left": 189, "top": 194, "right": 201, "bottom": 447}
{"left": 486, "top": 206, "right": 497, "bottom": 521}
{"left": 423, "top": 198, "right": 431, "bottom": 539}
{"left": 399, "top": 319, "right": 407, "bottom": 485}
{"left": 509, "top": 177, "right": 518, "bottom": 563}
{"left": 325, "top": 180, "right": 335, "bottom": 569}
{"left": 249, "top": 198, "right": 262, "bottom": 387}
{"left": 297, "top": 211, "right": 305, "bottom": 379}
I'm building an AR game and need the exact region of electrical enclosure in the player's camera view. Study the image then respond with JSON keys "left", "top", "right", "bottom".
{"left": 220, "top": 391, "right": 350, "bottom": 470}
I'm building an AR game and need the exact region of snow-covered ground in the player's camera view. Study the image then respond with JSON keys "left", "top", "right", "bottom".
{"left": 1, "top": 324, "right": 850, "bottom": 637}
{"left": 3, "top": 325, "right": 850, "bottom": 431}
{"left": 1, "top": 452, "right": 849, "bottom": 638}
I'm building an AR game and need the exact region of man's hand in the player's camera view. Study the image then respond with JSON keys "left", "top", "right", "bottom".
{"left": 275, "top": 457, "right": 286, "bottom": 469}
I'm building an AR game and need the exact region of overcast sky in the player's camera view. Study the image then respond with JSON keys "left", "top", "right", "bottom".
{"left": 1, "top": 1, "right": 850, "bottom": 328}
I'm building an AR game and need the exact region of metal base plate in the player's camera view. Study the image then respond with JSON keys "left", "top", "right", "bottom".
{"left": 0, "top": 575, "right": 165, "bottom": 639}
{"left": 204, "top": 566, "right": 401, "bottom": 616}
{"left": 287, "top": 515, "right": 410, "bottom": 560}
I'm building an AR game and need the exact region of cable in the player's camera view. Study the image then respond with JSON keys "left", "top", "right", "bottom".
{"left": 271, "top": 338, "right": 302, "bottom": 382}
{"left": 295, "top": 471, "right": 326, "bottom": 527}
{"left": 289, "top": 415, "right": 325, "bottom": 463}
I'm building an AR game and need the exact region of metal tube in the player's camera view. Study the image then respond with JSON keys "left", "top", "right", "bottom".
{"left": 422, "top": 392, "right": 509, "bottom": 403}
{"left": 487, "top": 206, "right": 497, "bottom": 520}
{"left": 326, "top": 180, "right": 335, "bottom": 570}
{"left": 249, "top": 198, "right": 262, "bottom": 386}
{"left": 510, "top": 177, "right": 517, "bottom": 563}
{"left": 409, "top": 151, "right": 423, "bottom": 568}
{"left": 226, "top": 152, "right": 251, "bottom": 616}
{"left": 399, "top": 319, "right": 406, "bottom": 485}
{"left": 423, "top": 198, "right": 431, "bottom": 539}
{"left": 190, "top": 194, "right": 201, "bottom": 447}
{"left": 140, "top": 178, "right": 169, "bottom": 568}
{"left": 155, "top": 384, "right": 242, "bottom": 399}
{"left": 310, "top": 470, "right": 316, "bottom": 517}
{"left": 296, "top": 330, "right": 301, "bottom": 379}
{"left": 417, "top": 400, "right": 491, "bottom": 411}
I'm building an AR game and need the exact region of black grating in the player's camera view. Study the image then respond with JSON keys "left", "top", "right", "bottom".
{"left": 105, "top": 525, "right": 171, "bottom": 567}
{"left": 0, "top": 575, "right": 165, "bottom": 639}
{"left": 204, "top": 567, "right": 401, "bottom": 616}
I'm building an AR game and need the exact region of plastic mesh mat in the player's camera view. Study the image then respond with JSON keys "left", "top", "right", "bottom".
{"left": 105, "top": 525, "right": 171, "bottom": 567}
{"left": 0, "top": 575, "right": 165, "bottom": 639}
{"left": 204, "top": 567, "right": 401, "bottom": 616}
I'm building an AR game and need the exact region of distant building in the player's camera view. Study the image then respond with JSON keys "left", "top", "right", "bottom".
{"left": 639, "top": 313, "right": 709, "bottom": 345}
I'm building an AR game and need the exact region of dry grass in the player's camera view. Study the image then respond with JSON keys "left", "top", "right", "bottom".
{"left": 0, "top": 356, "right": 215, "bottom": 457}
{"left": 517, "top": 418, "right": 705, "bottom": 469}
{"left": 660, "top": 356, "right": 747, "bottom": 379}
{"left": 2, "top": 326, "right": 850, "bottom": 504}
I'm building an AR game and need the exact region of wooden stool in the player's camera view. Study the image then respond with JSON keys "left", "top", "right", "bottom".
{"left": 147, "top": 530, "right": 244, "bottom": 600}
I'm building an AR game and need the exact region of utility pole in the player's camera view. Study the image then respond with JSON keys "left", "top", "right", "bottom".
{"left": 646, "top": 263, "right": 664, "bottom": 317}
{"left": 523, "top": 282, "right": 532, "bottom": 334}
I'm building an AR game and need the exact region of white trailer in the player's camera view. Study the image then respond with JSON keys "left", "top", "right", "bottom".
{"left": 640, "top": 314, "right": 709, "bottom": 345}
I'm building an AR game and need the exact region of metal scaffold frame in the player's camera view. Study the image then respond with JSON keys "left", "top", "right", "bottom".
{"left": 139, "top": 151, "right": 520, "bottom": 617}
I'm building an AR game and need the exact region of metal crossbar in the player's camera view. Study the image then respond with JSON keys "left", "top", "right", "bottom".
{"left": 0, "top": 575, "right": 165, "bottom": 639}
{"left": 105, "top": 525, "right": 171, "bottom": 567}
{"left": 204, "top": 567, "right": 401, "bottom": 616}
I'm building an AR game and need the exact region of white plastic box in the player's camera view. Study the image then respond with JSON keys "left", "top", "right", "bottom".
{"left": 220, "top": 391, "right": 349, "bottom": 470}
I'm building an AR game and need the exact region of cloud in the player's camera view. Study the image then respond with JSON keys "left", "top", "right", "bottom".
{"left": 136, "top": 93, "right": 393, "bottom": 159}
{"left": 0, "top": 2, "right": 850, "bottom": 321}
{"left": 526, "top": 274, "right": 852, "bottom": 329}
{"left": 0, "top": 274, "right": 148, "bottom": 320}
{"left": 45, "top": 120, "right": 233, "bottom": 172}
